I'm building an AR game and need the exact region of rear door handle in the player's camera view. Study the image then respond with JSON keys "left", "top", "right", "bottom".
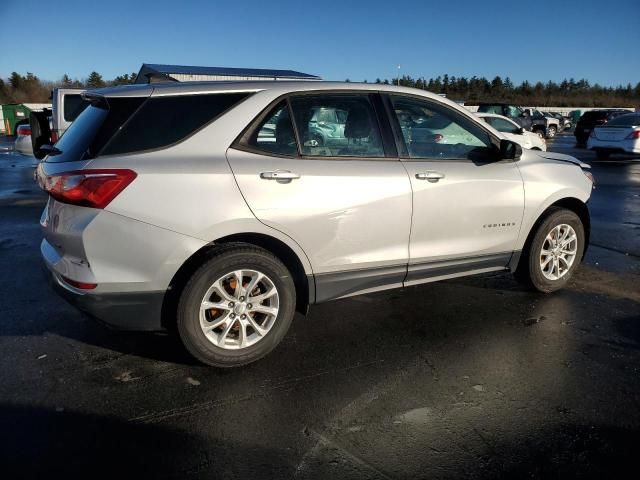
{"left": 415, "top": 171, "right": 445, "bottom": 182}
{"left": 260, "top": 171, "right": 301, "bottom": 181}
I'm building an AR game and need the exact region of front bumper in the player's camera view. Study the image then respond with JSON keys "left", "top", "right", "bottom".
{"left": 43, "top": 250, "right": 165, "bottom": 331}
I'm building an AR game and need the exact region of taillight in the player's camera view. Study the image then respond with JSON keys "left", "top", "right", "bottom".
{"left": 50, "top": 130, "right": 59, "bottom": 143}
{"left": 61, "top": 275, "right": 97, "bottom": 290}
{"left": 18, "top": 126, "right": 32, "bottom": 136}
{"left": 626, "top": 130, "right": 640, "bottom": 140}
{"left": 37, "top": 168, "right": 137, "bottom": 209}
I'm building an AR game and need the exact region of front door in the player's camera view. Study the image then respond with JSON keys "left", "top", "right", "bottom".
{"left": 226, "top": 92, "right": 412, "bottom": 301}
{"left": 386, "top": 94, "right": 525, "bottom": 284}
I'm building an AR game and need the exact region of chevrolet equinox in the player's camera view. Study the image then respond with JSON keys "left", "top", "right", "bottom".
{"left": 37, "top": 81, "right": 594, "bottom": 367}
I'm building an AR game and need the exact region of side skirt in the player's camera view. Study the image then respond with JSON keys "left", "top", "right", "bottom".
{"left": 313, "top": 252, "right": 518, "bottom": 304}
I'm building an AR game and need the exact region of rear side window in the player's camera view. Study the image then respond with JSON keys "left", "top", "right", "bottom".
{"left": 102, "top": 93, "right": 250, "bottom": 156}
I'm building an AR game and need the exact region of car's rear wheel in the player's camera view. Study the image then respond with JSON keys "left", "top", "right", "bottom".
{"left": 177, "top": 245, "right": 296, "bottom": 367}
{"left": 515, "top": 208, "right": 585, "bottom": 293}
{"left": 547, "top": 126, "right": 557, "bottom": 138}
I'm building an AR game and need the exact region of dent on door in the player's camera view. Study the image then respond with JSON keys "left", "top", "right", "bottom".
{"left": 226, "top": 149, "right": 413, "bottom": 288}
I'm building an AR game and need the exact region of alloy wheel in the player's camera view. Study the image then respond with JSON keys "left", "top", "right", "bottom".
{"left": 539, "top": 224, "right": 578, "bottom": 280}
{"left": 199, "top": 269, "right": 279, "bottom": 349}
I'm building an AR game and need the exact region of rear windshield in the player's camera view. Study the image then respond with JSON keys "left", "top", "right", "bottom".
{"left": 46, "top": 92, "right": 250, "bottom": 162}
{"left": 606, "top": 114, "right": 640, "bottom": 127}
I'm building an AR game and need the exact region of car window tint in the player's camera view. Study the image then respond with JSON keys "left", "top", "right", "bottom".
{"left": 506, "top": 106, "right": 522, "bottom": 117}
{"left": 289, "top": 94, "right": 384, "bottom": 157}
{"left": 478, "top": 105, "right": 502, "bottom": 115}
{"left": 390, "top": 95, "right": 493, "bottom": 161}
{"left": 486, "top": 117, "right": 518, "bottom": 133}
{"left": 101, "top": 92, "right": 251, "bottom": 156}
{"left": 246, "top": 101, "right": 297, "bottom": 156}
{"left": 63, "top": 94, "right": 91, "bottom": 122}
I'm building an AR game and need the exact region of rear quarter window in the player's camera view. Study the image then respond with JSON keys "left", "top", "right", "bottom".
{"left": 101, "top": 92, "right": 251, "bottom": 156}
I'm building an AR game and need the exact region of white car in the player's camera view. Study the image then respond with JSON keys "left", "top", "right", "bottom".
{"left": 14, "top": 124, "right": 33, "bottom": 155}
{"left": 476, "top": 113, "right": 547, "bottom": 151}
{"left": 587, "top": 113, "right": 640, "bottom": 160}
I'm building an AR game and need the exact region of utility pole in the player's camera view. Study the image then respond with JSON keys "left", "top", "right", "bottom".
{"left": 397, "top": 65, "right": 401, "bottom": 86}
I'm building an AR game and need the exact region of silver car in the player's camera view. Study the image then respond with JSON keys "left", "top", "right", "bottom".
{"left": 37, "top": 81, "right": 594, "bottom": 367}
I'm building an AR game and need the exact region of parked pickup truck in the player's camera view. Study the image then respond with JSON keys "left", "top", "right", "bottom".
{"left": 476, "top": 103, "right": 533, "bottom": 131}
{"left": 527, "top": 109, "right": 561, "bottom": 139}
{"left": 29, "top": 87, "right": 89, "bottom": 158}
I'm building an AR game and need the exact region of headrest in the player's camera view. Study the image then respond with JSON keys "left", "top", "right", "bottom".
{"left": 344, "top": 105, "right": 372, "bottom": 139}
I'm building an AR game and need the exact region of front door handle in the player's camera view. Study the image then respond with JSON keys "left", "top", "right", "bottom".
{"left": 415, "top": 171, "right": 445, "bottom": 182}
{"left": 260, "top": 171, "right": 301, "bottom": 181}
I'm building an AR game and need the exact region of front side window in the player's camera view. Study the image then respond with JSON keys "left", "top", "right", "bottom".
{"left": 390, "top": 95, "right": 493, "bottom": 161}
{"left": 289, "top": 94, "right": 385, "bottom": 157}
{"left": 485, "top": 117, "right": 520, "bottom": 134}
{"left": 245, "top": 101, "right": 297, "bottom": 156}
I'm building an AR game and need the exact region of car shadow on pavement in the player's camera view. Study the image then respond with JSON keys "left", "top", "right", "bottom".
{"left": 0, "top": 405, "right": 292, "bottom": 479}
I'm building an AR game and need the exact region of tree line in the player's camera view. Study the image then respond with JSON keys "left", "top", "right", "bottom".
{"left": 353, "top": 75, "right": 640, "bottom": 107}
{"left": 0, "top": 71, "right": 138, "bottom": 104}
{"left": 2, "top": 70, "right": 639, "bottom": 108}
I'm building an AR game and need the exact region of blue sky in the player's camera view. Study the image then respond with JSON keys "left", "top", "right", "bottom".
{"left": 1, "top": 0, "right": 638, "bottom": 86}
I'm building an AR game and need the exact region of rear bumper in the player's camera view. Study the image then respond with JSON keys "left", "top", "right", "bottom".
{"left": 42, "top": 246, "right": 165, "bottom": 331}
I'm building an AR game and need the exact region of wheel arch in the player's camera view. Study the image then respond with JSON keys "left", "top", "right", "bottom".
{"left": 161, "top": 233, "right": 313, "bottom": 329}
{"left": 512, "top": 197, "right": 590, "bottom": 272}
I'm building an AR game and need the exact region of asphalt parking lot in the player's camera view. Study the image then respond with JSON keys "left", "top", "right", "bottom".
{"left": 1, "top": 132, "right": 638, "bottom": 479}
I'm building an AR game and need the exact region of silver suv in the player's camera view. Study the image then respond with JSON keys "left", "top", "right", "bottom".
{"left": 38, "top": 81, "right": 594, "bottom": 367}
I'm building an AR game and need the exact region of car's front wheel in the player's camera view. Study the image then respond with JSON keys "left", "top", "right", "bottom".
{"left": 177, "top": 245, "right": 296, "bottom": 367}
{"left": 546, "top": 125, "right": 557, "bottom": 138}
{"left": 515, "top": 208, "right": 585, "bottom": 292}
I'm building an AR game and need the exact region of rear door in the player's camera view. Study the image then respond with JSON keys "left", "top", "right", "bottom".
{"left": 385, "top": 94, "right": 524, "bottom": 285}
{"left": 226, "top": 92, "right": 412, "bottom": 302}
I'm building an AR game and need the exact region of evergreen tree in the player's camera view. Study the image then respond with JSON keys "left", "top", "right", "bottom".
{"left": 86, "top": 71, "right": 106, "bottom": 89}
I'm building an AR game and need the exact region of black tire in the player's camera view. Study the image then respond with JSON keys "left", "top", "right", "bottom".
{"left": 515, "top": 207, "right": 585, "bottom": 293}
{"left": 596, "top": 150, "right": 610, "bottom": 160}
{"left": 177, "top": 244, "right": 296, "bottom": 367}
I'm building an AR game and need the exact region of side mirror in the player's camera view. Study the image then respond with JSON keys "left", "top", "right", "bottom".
{"left": 500, "top": 139, "right": 522, "bottom": 160}
{"left": 518, "top": 127, "right": 526, "bottom": 134}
